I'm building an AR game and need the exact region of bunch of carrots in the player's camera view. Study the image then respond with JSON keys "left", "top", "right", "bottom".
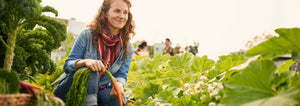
{"left": 20, "top": 81, "right": 44, "bottom": 90}
{"left": 19, "top": 81, "right": 43, "bottom": 98}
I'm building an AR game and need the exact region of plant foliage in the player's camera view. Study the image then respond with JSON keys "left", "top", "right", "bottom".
{"left": 245, "top": 28, "right": 300, "bottom": 59}
{"left": 0, "top": 0, "right": 67, "bottom": 79}
{"left": 66, "top": 68, "right": 91, "bottom": 106}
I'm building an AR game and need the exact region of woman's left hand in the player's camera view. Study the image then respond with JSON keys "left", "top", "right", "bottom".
{"left": 110, "top": 81, "right": 124, "bottom": 98}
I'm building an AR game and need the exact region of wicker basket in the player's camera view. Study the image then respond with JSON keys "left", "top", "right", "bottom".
{"left": 0, "top": 94, "right": 34, "bottom": 106}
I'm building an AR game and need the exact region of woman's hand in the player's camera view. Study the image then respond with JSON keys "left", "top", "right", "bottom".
{"left": 76, "top": 59, "right": 106, "bottom": 76}
{"left": 110, "top": 81, "right": 124, "bottom": 98}
{"left": 84, "top": 59, "right": 105, "bottom": 71}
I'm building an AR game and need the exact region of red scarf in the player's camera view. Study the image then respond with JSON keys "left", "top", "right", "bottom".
{"left": 97, "top": 26, "right": 122, "bottom": 70}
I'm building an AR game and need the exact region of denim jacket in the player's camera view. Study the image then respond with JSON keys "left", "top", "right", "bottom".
{"left": 63, "top": 28, "right": 133, "bottom": 86}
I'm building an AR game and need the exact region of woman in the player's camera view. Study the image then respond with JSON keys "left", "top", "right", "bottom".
{"left": 54, "top": 0, "right": 135, "bottom": 105}
{"left": 163, "top": 38, "right": 174, "bottom": 56}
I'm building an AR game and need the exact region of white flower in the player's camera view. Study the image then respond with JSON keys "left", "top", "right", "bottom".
{"left": 199, "top": 81, "right": 205, "bottom": 85}
{"left": 210, "top": 89, "right": 219, "bottom": 98}
{"left": 200, "top": 95, "right": 206, "bottom": 101}
{"left": 209, "top": 93, "right": 213, "bottom": 98}
{"left": 184, "top": 83, "right": 190, "bottom": 89}
{"left": 203, "top": 71, "right": 209, "bottom": 75}
{"left": 207, "top": 84, "right": 212, "bottom": 88}
{"left": 174, "top": 95, "right": 178, "bottom": 98}
{"left": 138, "top": 99, "right": 142, "bottom": 102}
{"left": 128, "top": 102, "right": 133, "bottom": 105}
{"left": 183, "top": 89, "right": 190, "bottom": 96}
{"left": 218, "top": 84, "right": 224, "bottom": 90}
{"left": 208, "top": 86, "right": 214, "bottom": 93}
{"left": 200, "top": 76, "right": 208, "bottom": 82}
{"left": 209, "top": 102, "right": 216, "bottom": 106}
{"left": 183, "top": 91, "right": 188, "bottom": 95}
{"left": 198, "top": 81, "right": 205, "bottom": 86}
{"left": 215, "top": 95, "right": 221, "bottom": 100}
{"left": 190, "top": 91, "right": 195, "bottom": 95}
{"left": 148, "top": 96, "right": 153, "bottom": 100}
{"left": 213, "top": 82, "right": 218, "bottom": 87}
{"left": 155, "top": 102, "right": 161, "bottom": 106}
{"left": 163, "top": 85, "right": 168, "bottom": 90}
{"left": 194, "top": 83, "right": 201, "bottom": 90}
{"left": 201, "top": 89, "right": 205, "bottom": 94}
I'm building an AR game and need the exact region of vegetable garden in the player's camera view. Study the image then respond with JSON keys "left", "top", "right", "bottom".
{"left": 124, "top": 28, "right": 300, "bottom": 106}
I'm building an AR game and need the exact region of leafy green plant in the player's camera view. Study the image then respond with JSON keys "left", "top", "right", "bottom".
{"left": 33, "top": 91, "right": 64, "bottom": 106}
{"left": 0, "top": 0, "right": 66, "bottom": 79}
{"left": 0, "top": 79, "right": 8, "bottom": 94}
{"left": 0, "top": 68, "right": 20, "bottom": 94}
{"left": 278, "top": 59, "right": 296, "bottom": 73}
{"left": 245, "top": 28, "right": 300, "bottom": 59}
{"left": 207, "top": 53, "right": 246, "bottom": 80}
{"left": 169, "top": 52, "right": 194, "bottom": 70}
{"left": 34, "top": 33, "right": 74, "bottom": 94}
{"left": 66, "top": 68, "right": 91, "bottom": 106}
{"left": 125, "top": 52, "right": 244, "bottom": 105}
{"left": 132, "top": 79, "right": 163, "bottom": 101}
{"left": 126, "top": 27, "right": 300, "bottom": 105}
{"left": 191, "top": 55, "right": 214, "bottom": 73}
{"left": 220, "top": 28, "right": 300, "bottom": 105}
{"left": 220, "top": 59, "right": 300, "bottom": 106}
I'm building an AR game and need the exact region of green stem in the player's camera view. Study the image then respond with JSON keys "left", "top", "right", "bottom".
{"left": 0, "top": 37, "right": 8, "bottom": 48}
{"left": 3, "top": 31, "right": 17, "bottom": 72}
{"left": 105, "top": 70, "right": 115, "bottom": 82}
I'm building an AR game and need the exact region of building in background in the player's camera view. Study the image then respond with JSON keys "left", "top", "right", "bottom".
{"left": 153, "top": 43, "right": 165, "bottom": 56}
{"left": 51, "top": 18, "right": 86, "bottom": 62}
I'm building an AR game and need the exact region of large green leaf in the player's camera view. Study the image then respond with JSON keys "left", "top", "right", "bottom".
{"left": 152, "top": 90, "right": 174, "bottom": 104}
{"left": 209, "top": 53, "right": 246, "bottom": 79}
{"left": 220, "top": 59, "right": 300, "bottom": 106}
{"left": 168, "top": 52, "right": 194, "bottom": 70}
{"left": 245, "top": 28, "right": 300, "bottom": 59}
{"left": 191, "top": 55, "right": 214, "bottom": 73}
{"left": 277, "top": 59, "right": 295, "bottom": 73}
{"left": 135, "top": 56, "right": 151, "bottom": 71}
{"left": 215, "top": 54, "right": 246, "bottom": 72}
{"left": 146, "top": 54, "right": 169, "bottom": 71}
{"left": 242, "top": 87, "right": 299, "bottom": 106}
{"left": 132, "top": 79, "right": 163, "bottom": 101}
{"left": 124, "top": 81, "right": 139, "bottom": 100}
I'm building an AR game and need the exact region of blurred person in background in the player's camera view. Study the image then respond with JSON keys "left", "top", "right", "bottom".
{"left": 134, "top": 40, "right": 148, "bottom": 56}
{"left": 163, "top": 38, "right": 174, "bottom": 56}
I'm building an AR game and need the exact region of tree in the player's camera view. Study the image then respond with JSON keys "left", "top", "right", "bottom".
{"left": 0, "top": 0, "right": 66, "bottom": 79}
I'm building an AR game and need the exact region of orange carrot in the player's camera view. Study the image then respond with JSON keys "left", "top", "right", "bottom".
{"left": 20, "top": 81, "right": 44, "bottom": 90}
{"left": 105, "top": 70, "right": 126, "bottom": 106}
{"left": 112, "top": 77, "right": 126, "bottom": 106}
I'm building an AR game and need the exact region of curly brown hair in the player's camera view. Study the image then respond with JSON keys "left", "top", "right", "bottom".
{"left": 87, "top": 0, "right": 135, "bottom": 59}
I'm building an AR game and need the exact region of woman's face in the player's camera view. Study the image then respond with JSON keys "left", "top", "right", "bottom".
{"left": 106, "top": 0, "right": 129, "bottom": 31}
{"left": 165, "top": 40, "right": 170, "bottom": 46}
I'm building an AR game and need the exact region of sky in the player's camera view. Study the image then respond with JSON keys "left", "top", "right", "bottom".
{"left": 41, "top": 0, "right": 300, "bottom": 60}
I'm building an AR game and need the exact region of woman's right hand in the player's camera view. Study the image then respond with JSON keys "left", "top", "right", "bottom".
{"left": 84, "top": 59, "right": 106, "bottom": 72}
{"left": 75, "top": 59, "right": 106, "bottom": 77}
